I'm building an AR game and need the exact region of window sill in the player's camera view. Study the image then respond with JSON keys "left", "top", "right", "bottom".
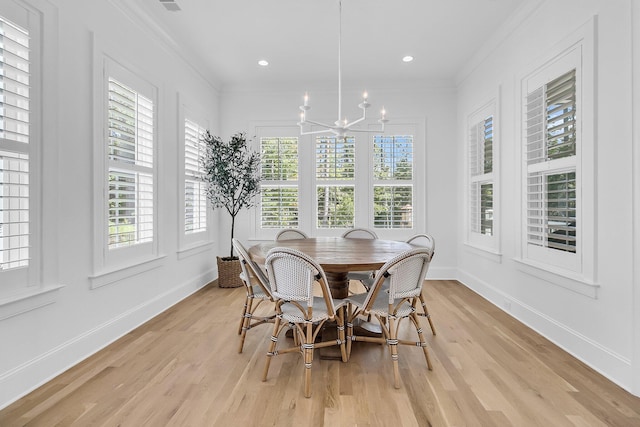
{"left": 177, "top": 241, "right": 214, "bottom": 260}
{"left": 0, "top": 284, "right": 65, "bottom": 321}
{"left": 89, "top": 255, "right": 167, "bottom": 289}
{"left": 514, "top": 258, "right": 599, "bottom": 298}
{"left": 463, "top": 243, "right": 503, "bottom": 263}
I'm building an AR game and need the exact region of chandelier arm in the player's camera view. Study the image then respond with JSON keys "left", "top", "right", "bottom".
{"left": 300, "top": 128, "right": 339, "bottom": 136}
{"left": 340, "top": 126, "right": 385, "bottom": 133}
{"left": 301, "top": 118, "right": 337, "bottom": 129}
{"left": 344, "top": 115, "right": 366, "bottom": 128}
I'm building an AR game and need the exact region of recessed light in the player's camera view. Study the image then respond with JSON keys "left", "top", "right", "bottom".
{"left": 258, "top": 59, "right": 269, "bottom": 67}
{"left": 402, "top": 55, "right": 414, "bottom": 63}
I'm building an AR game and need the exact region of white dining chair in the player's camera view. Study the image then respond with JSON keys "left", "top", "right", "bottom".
{"left": 275, "top": 229, "right": 309, "bottom": 241}
{"left": 345, "top": 247, "right": 435, "bottom": 389}
{"left": 262, "top": 247, "right": 347, "bottom": 398}
{"left": 232, "top": 238, "right": 276, "bottom": 353}
{"left": 406, "top": 233, "right": 437, "bottom": 335}
{"left": 341, "top": 228, "right": 378, "bottom": 290}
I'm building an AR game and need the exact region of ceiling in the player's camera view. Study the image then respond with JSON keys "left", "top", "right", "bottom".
{"left": 136, "top": 0, "right": 527, "bottom": 91}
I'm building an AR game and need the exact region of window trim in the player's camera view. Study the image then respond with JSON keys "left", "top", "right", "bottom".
{"left": 465, "top": 97, "right": 500, "bottom": 253}
{"left": 0, "top": 0, "right": 62, "bottom": 315}
{"left": 177, "top": 94, "right": 214, "bottom": 254}
{"left": 0, "top": 0, "right": 44, "bottom": 294}
{"left": 92, "top": 51, "right": 160, "bottom": 284}
{"left": 518, "top": 17, "right": 596, "bottom": 286}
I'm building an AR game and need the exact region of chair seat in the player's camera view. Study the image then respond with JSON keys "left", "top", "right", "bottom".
{"left": 347, "top": 290, "right": 415, "bottom": 319}
{"left": 280, "top": 297, "right": 347, "bottom": 323}
{"left": 239, "top": 273, "right": 271, "bottom": 299}
{"left": 347, "top": 271, "right": 373, "bottom": 281}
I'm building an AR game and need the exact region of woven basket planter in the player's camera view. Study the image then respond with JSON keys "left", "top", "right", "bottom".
{"left": 217, "top": 256, "right": 243, "bottom": 288}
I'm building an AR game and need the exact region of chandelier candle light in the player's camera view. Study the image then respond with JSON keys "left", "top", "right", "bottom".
{"left": 297, "top": 0, "right": 388, "bottom": 137}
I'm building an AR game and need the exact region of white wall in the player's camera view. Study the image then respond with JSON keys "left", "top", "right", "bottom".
{"left": 0, "top": 0, "right": 220, "bottom": 408}
{"left": 456, "top": 0, "right": 639, "bottom": 395}
{"left": 220, "top": 83, "right": 460, "bottom": 279}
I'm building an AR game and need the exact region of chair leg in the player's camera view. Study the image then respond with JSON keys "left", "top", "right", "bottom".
{"left": 410, "top": 312, "right": 433, "bottom": 371}
{"left": 386, "top": 316, "right": 402, "bottom": 389}
{"left": 238, "top": 295, "right": 250, "bottom": 335}
{"left": 262, "top": 316, "right": 281, "bottom": 382}
{"left": 419, "top": 293, "right": 437, "bottom": 335}
{"left": 346, "top": 306, "right": 354, "bottom": 359}
{"left": 238, "top": 297, "right": 254, "bottom": 353}
{"left": 303, "top": 322, "right": 314, "bottom": 398}
{"left": 336, "top": 307, "right": 347, "bottom": 363}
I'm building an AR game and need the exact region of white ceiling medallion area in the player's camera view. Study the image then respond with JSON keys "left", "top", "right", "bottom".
{"left": 159, "top": 0, "right": 181, "bottom": 12}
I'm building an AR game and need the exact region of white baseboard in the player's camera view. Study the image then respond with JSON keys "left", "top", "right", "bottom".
{"left": 456, "top": 269, "right": 636, "bottom": 397}
{"left": 426, "top": 266, "right": 458, "bottom": 280}
{"left": 0, "top": 269, "right": 215, "bottom": 410}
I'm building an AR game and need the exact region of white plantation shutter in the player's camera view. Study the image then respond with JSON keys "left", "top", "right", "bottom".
{"left": 107, "top": 77, "right": 154, "bottom": 249}
{"left": 184, "top": 119, "right": 206, "bottom": 234}
{"left": 261, "top": 186, "right": 298, "bottom": 227}
{"left": 469, "top": 116, "right": 494, "bottom": 236}
{"left": 316, "top": 136, "right": 355, "bottom": 228}
{"left": 0, "top": 14, "right": 31, "bottom": 271}
{"left": 260, "top": 137, "right": 299, "bottom": 228}
{"left": 480, "top": 183, "right": 493, "bottom": 235}
{"left": 316, "top": 185, "right": 354, "bottom": 228}
{"left": 372, "top": 135, "right": 413, "bottom": 229}
{"left": 525, "top": 69, "right": 577, "bottom": 254}
{"left": 373, "top": 185, "right": 412, "bottom": 228}
{"left": 316, "top": 136, "right": 355, "bottom": 179}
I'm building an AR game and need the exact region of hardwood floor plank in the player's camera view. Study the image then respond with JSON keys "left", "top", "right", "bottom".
{"left": 1, "top": 280, "right": 640, "bottom": 426}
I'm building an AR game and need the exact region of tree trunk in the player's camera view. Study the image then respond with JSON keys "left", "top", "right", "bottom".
{"left": 230, "top": 215, "right": 236, "bottom": 258}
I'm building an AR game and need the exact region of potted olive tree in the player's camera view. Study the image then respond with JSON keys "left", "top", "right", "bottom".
{"left": 201, "top": 131, "right": 261, "bottom": 287}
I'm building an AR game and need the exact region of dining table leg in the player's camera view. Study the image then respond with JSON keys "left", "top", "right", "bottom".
{"left": 324, "top": 271, "right": 349, "bottom": 299}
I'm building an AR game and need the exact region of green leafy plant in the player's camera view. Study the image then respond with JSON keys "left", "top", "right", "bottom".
{"left": 201, "top": 131, "right": 261, "bottom": 258}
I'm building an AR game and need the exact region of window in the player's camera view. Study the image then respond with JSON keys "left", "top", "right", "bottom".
{"left": 526, "top": 70, "right": 576, "bottom": 254}
{"left": 107, "top": 77, "right": 154, "bottom": 249}
{"left": 316, "top": 136, "right": 355, "bottom": 228}
{"left": 94, "top": 57, "right": 158, "bottom": 277}
{"left": 251, "top": 122, "right": 424, "bottom": 239}
{"left": 184, "top": 119, "right": 207, "bottom": 234}
{"left": 0, "top": 9, "right": 34, "bottom": 285}
{"left": 260, "top": 136, "right": 299, "bottom": 228}
{"left": 520, "top": 30, "right": 595, "bottom": 281}
{"left": 373, "top": 135, "right": 413, "bottom": 229}
{"left": 467, "top": 100, "right": 498, "bottom": 251}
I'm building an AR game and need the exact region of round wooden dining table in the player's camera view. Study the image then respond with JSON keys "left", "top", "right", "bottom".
{"left": 248, "top": 237, "right": 416, "bottom": 299}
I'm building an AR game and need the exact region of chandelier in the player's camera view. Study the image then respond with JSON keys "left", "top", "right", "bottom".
{"left": 297, "top": 0, "right": 388, "bottom": 137}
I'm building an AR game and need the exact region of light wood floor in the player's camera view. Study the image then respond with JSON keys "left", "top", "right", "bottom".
{"left": 1, "top": 280, "right": 639, "bottom": 426}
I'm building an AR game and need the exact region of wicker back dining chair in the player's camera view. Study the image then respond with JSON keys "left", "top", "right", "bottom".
{"left": 406, "top": 234, "right": 437, "bottom": 335}
{"left": 262, "top": 247, "right": 347, "bottom": 398}
{"left": 232, "top": 238, "right": 276, "bottom": 353}
{"left": 346, "top": 247, "right": 434, "bottom": 389}
{"left": 341, "top": 228, "right": 378, "bottom": 290}
{"left": 341, "top": 228, "right": 378, "bottom": 240}
{"left": 275, "top": 229, "right": 309, "bottom": 241}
